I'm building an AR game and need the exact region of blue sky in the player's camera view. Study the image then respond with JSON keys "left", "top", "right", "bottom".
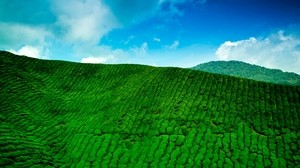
{"left": 1, "top": 0, "right": 300, "bottom": 74}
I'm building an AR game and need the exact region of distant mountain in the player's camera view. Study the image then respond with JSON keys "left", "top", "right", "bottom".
{"left": 192, "top": 60, "right": 300, "bottom": 85}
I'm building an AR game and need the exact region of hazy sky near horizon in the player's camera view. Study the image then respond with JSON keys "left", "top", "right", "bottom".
{"left": 1, "top": 0, "right": 300, "bottom": 73}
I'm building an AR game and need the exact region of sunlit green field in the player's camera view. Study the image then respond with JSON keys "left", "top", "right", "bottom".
{"left": 1, "top": 51, "right": 299, "bottom": 167}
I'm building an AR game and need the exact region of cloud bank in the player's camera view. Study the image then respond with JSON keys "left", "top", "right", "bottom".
{"left": 0, "top": 0, "right": 202, "bottom": 62}
{"left": 52, "top": 0, "right": 119, "bottom": 44}
{"left": 216, "top": 31, "right": 300, "bottom": 74}
{"left": 9, "top": 45, "right": 41, "bottom": 59}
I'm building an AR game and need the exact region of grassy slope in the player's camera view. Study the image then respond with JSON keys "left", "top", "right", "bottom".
{"left": 192, "top": 60, "right": 300, "bottom": 85}
{"left": 0, "top": 51, "right": 300, "bottom": 167}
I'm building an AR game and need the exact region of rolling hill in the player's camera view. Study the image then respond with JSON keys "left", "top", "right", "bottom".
{"left": 192, "top": 60, "right": 300, "bottom": 85}
{"left": 0, "top": 51, "right": 300, "bottom": 167}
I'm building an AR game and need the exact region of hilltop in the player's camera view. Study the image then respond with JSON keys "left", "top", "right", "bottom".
{"left": 0, "top": 51, "right": 299, "bottom": 167}
{"left": 192, "top": 60, "right": 300, "bottom": 85}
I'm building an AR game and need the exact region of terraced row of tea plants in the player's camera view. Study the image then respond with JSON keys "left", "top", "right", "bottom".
{"left": 0, "top": 51, "right": 299, "bottom": 167}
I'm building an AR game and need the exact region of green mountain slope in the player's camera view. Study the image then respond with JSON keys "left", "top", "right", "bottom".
{"left": 192, "top": 60, "right": 300, "bottom": 85}
{"left": 1, "top": 51, "right": 300, "bottom": 167}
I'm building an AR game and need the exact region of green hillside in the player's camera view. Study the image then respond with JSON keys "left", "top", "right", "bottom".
{"left": 1, "top": 51, "right": 300, "bottom": 167}
{"left": 192, "top": 60, "right": 300, "bottom": 85}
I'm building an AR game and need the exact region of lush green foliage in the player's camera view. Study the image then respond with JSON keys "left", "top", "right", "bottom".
{"left": 192, "top": 60, "right": 300, "bottom": 85}
{"left": 0, "top": 51, "right": 300, "bottom": 167}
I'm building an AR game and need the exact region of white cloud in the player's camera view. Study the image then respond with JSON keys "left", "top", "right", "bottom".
{"left": 165, "top": 40, "right": 180, "bottom": 49}
{"left": 124, "top": 35, "right": 135, "bottom": 44}
{"left": 154, "top": 38, "right": 161, "bottom": 42}
{"left": 216, "top": 37, "right": 257, "bottom": 60}
{"left": 52, "top": 0, "right": 119, "bottom": 44}
{"left": 8, "top": 45, "right": 48, "bottom": 59}
{"left": 170, "top": 40, "right": 180, "bottom": 49}
{"left": 216, "top": 31, "right": 300, "bottom": 74}
{"left": 81, "top": 55, "right": 114, "bottom": 64}
{"left": 131, "top": 42, "right": 149, "bottom": 57}
{"left": 76, "top": 44, "right": 128, "bottom": 64}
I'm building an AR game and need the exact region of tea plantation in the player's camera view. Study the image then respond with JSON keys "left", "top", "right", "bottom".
{"left": 0, "top": 51, "right": 299, "bottom": 167}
